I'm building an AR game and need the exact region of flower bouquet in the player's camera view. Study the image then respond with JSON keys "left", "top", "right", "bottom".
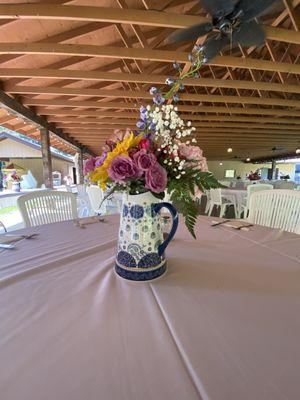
{"left": 84, "top": 104, "right": 219, "bottom": 238}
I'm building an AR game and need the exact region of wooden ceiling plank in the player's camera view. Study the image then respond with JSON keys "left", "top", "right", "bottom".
{"left": 0, "top": 43, "right": 299, "bottom": 75}
{"left": 9, "top": 86, "right": 300, "bottom": 107}
{"left": 0, "top": 4, "right": 298, "bottom": 44}
{"left": 3, "top": 68, "right": 300, "bottom": 94}
{"left": 283, "top": 0, "right": 300, "bottom": 30}
{"left": 27, "top": 100, "right": 300, "bottom": 117}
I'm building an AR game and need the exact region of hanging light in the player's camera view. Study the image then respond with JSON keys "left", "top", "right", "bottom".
{"left": 296, "top": 148, "right": 300, "bottom": 154}
{"left": 227, "top": 147, "right": 233, "bottom": 153}
{"left": 246, "top": 157, "right": 251, "bottom": 162}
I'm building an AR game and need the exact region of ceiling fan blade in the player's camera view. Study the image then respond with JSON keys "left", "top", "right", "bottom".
{"left": 168, "top": 22, "right": 213, "bottom": 43}
{"left": 236, "top": 0, "right": 280, "bottom": 22}
{"left": 233, "top": 21, "right": 265, "bottom": 47}
{"left": 201, "top": 34, "right": 229, "bottom": 62}
{"left": 201, "top": 0, "right": 235, "bottom": 18}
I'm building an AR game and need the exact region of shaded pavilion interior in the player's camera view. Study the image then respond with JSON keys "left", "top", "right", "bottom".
{"left": 0, "top": 0, "right": 298, "bottom": 173}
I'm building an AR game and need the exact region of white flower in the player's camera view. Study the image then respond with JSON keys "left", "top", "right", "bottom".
{"left": 187, "top": 121, "right": 192, "bottom": 127}
{"left": 174, "top": 156, "right": 180, "bottom": 162}
{"left": 192, "top": 138, "right": 197, "bottom": 143}
{"left": 146, "top": 105, "right": 151, "bottom": 111}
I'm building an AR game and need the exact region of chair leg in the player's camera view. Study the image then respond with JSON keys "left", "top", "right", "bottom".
{"left": 220, "top": 204, "right": 224, "bottom": 218}
{"left": 205, "top": 199, "right": 211, "bottom": 214}
{"left": 233, "top": 204, "right": 237, "bottom": 219}
{"left": 208, "top": 203, "right": 214, "bottom": 216}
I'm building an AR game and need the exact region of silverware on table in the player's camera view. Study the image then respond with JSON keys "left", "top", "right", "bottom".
{"left": 74, "top": 217, "right": 106, "bottom": 228}
{"left": 1, "top": 233, "right": 39, "bottom": 239}
{"left": 211, "top": 219, "right": 230, "bottom": 227}
{"left": 0, "top": 243, "right": 16, "bottom": 249}
{"left": 236, "top": 224, "right": 253, "bottom": 230}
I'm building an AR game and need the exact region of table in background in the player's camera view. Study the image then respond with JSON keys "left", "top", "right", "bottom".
{"left": 1, "top": 215, "right": 300, "bottom": 400}
{"left": 221, "top": 188, "right": 247, "bottom": 214}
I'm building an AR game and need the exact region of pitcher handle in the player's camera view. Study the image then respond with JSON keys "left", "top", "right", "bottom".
{"left": 153, "top": 202, "right": 179, "bottom": 257}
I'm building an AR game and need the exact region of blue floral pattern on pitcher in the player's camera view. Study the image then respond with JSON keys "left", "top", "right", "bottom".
{"left": 115, "top": 192, "right": 178, "bottom": 281}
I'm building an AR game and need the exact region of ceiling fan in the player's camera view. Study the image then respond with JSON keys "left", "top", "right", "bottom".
{"left": 169, "top": 0, "right": 280, "bottom": 62}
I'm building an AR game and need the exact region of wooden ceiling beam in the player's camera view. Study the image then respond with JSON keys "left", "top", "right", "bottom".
{"left": 0, "top": 4, "right": 299, "bottom": 44}
{"left": 57, "top": 122, "right": 300, "bottom": 132}
{"left": 35, "top": 105, "right": 300, "bottom": 117}
{"left": 46, "top": 115, "right": 300, "bottom": 125}
{"left": 2, "top": 68, "right": 300, "bottom": 94}
{"left": 283, "top": 0, "right": 300, "bottom": 30}
{"left": 0, "top": 89, "right": 92, "bottom": 155}
{"left": 0, "top": 43, "right": 299, "bottom": 75}
{"left": 10, "top": 87, "right": 300, "bottom": 107}
{"left": 26, "top": 100, "right": 300, "bottom": 117}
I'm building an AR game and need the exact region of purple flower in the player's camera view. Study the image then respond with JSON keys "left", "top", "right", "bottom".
{"left": 136, "top": 120, "right": 146, "bottom": 130}
{"left": 153, "top": 95, "right": 165, "bottom": 105}
{"left": 178, "top": 84, "right": 185, "bottom": 92}
{"left": 83, "top": 158, "right": 95, "bottom": 175}
{"left": 149, "top": 122, "right": 156, "bottom": 131}
{"left": 140, "top": 106, "right": 147, "bottom": 114}
{"left": 194, "top": 45, "right": 204, "bottom": 53}
{"left": 145, "top": 163, "right": 167, "bottom": 194}
{"left": 188, "top": 53, "right": 194, "bottom": 62}
{"left": 165, "top": 77, "right": 175, "bottom": 86}
{"left": 149, "top": 87, "right": 158, "bottom": 95}
{"left": 173, "top": 94, "right": 180, "bottom": 103}
{"left": 133, "top": 149, "right": 156, "bottom": 171}
{"left": 173, "top": 61, "right": 180, "bottom": 70}
{"left": 108, "top": 155, "right": 141, "bottom": 183}
{"left": 94, "top": 152, "right": 107, "bottom": 167}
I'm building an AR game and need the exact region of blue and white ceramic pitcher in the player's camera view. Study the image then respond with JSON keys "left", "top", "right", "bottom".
{"left": 115, "top": 191, "right": 178, "bottom": 281}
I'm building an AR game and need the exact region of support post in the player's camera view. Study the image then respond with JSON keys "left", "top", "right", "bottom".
{"left": 40, "top": 128, "right": 53, "bottom": 189}
{"left": 76, "top": 149, "right": 84, "bottom": 184}
{"left": 271, "top": 159, "right": 277, "bottom": 180}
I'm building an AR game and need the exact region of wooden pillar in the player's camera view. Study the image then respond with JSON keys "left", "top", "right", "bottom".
{"left": 271, "top": 159, "right": 277, "bottom": 180}
{"left": 40, "top": 128, "right": 53, "bottom": 189}
{"left": 76, "top": 149, "right": 84, "bottom": 184}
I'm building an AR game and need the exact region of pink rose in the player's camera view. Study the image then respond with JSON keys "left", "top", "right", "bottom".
{"left": 179, "top": 144, "right": 203, "bottom": 160}
{"left": 139, "top": 138, "right": 151, "bottom": 150}
{"left": 133, "top": 149, "right": 156, "bottom": 171}
{"left": 108, "top": 155, "right": 141, "bottom": 183}
{"left": 145, "top": 163, "right": 167, "bottom": 194}
{"left": 83, "top": 158, "right": 95, "bottom": 175}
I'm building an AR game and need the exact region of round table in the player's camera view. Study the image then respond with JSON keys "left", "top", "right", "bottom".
{"left": 221, "top": 188, "right": 247, "bottom": 215}
{"left": 1, "top": 215, "right": 300, "bottom": 400}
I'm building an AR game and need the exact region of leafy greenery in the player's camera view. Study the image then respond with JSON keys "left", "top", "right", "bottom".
{"left": 168, "top": 169, "right": 220, "bottom": 238}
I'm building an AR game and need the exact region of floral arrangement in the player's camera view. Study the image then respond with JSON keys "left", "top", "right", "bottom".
{"left": 247, "top": 170, "right": 261, "bottom": 181}
{"left": 84, "top": 47, "right": 219, "bottom": 237}
{"left": 7, "top": 172, "right": 21, "bottom": 182}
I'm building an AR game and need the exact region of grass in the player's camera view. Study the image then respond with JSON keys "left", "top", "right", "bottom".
{"left": 0, "top": 206, "right": 18, "bottom": 215}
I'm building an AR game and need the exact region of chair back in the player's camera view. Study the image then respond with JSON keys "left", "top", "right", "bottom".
{"left": 17, "top": 191, "right": 77, "bottom": 227}
{"left": 245, "top": 184, "right": 273, "bottom": 210}
{"left": 86, "top": 185, "right": 106, "bottom": 214}
{"left": 248, "top": 189, "right": 300, "bottom": 234}
{"left": 219, "top": 180, "right": 230, "bottom": 187}
{"left": 210, "top": 188, "right": 222, "bottom": 205}
{"left": 276, "top": 181, "right": 296, "bottom": 190}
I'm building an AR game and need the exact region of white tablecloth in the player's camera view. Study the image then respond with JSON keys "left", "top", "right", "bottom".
{"left": 221, "top": 188, "right": 247, "bottom": 210}
{"left": 1, "top": 215, "right": 300, "bottom": 400}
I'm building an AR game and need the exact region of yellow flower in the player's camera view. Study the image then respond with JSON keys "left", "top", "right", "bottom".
{"left": 90, "top": 132, "right": 142, "bottom": 189}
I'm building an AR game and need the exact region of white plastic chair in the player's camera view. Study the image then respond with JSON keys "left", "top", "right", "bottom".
{"left": 0, "top": 220, "right": 7, "bottom": 233}
{"left": 17, "top": 191, "right": 77, "bottom": 228}
{"left": 77, "top": 184, "right": 92, "bottom": 217}
{"left": 208, "top": 188, "right": 236, "bottom": 218}
{"left": 86, "top": 185, "right": 107, "bottom": 215}
{"left": 248, "top": 189, "right": 300, "bottom": 234}
{"left": 239, "top": 183, "right": 273, "bottom": 219}
{"left": 275, "top": 181, "right": 296, "bottom": 190}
